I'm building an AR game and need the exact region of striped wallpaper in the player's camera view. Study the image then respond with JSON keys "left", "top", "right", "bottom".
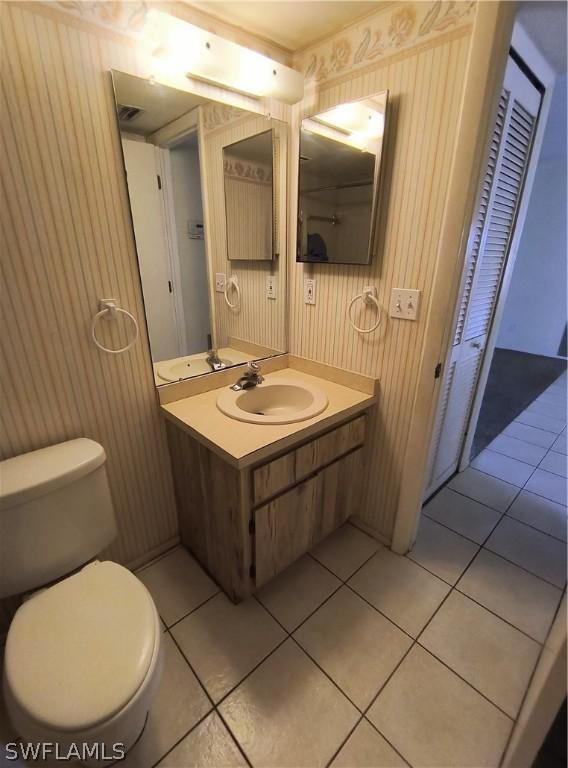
{"left": 290, "top": 11, "right": 475, "bottom": 541}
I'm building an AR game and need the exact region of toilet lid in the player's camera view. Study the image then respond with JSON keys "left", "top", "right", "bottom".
{"left": 4, "top": 561, "right": 158, "bottom": 732}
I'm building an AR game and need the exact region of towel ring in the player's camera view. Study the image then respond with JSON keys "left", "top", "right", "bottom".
{"left": 348, "top": 287, "right": 381, "bottom": 334}
{"left": 91, "top": 299, "right": 139, "bottom": 354}
{"left": 224, "top": 275, "right": 240, "bottom": 309}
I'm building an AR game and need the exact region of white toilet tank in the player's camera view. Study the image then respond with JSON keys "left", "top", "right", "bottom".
{"left": 0, "top": 438, "right": 117, "bottom": 598}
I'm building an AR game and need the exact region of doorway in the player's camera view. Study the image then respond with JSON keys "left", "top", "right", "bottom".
{"left": 424, "top": 51, "right": 546, "bottom": 499}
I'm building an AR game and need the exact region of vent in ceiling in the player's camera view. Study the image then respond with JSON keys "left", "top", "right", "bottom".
{"left": 118, "top": 104, "right": 144, "bottom": 122}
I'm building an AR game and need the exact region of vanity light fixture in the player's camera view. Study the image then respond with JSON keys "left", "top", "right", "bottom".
{"left": 308, "top": 97, "right": 386, "bottom": 153}
{"left": 142, "top": 10, "right": 304, "bottom": 104}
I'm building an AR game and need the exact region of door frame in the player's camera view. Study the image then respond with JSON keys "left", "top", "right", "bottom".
{"left": 156, "top": 145, "right": 189, "bottom": 357}
{"left": 392, "top": 8, "right": 556, "bottom": 555}
{"left": 459, "top": 24, "right": 556, "bottom": 470}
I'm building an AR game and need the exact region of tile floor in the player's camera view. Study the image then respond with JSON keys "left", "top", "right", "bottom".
{"left": 2, "top": 376, "right": 565, "bottom": 767}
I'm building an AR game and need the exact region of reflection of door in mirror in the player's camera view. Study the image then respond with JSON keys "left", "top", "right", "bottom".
{"left": 122, "top": 136, "right": 210, "bottom": 364}
{"left": 223, "top": 131, "right": 274, "bottom": 261}
{"left": 112, "top": 71, "right": 287, "bottom": 386}
{"left": 297, "top": 92, "right": 389, "bottom": 266}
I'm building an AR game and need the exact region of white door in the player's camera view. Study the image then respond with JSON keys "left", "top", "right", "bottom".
{"left": 122, "top": 139, "right": 180, "bottom": 363}
{"left": 424, "top": 57, "right": 542, "bottom": 498}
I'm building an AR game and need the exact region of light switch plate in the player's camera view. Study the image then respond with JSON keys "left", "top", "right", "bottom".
{"left": 304, "top": 277, "right": 316, "bottom": 305}
{"left": 389, "top": 288, "right": 421, "bottom": 320}
{"left": 266, "top": 275, "right": 277, "bottom": 300}
{"left": 215, "top": 273, "right": 226, "bottom": 293}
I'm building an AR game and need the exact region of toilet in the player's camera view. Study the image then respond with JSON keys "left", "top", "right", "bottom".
{"left": 0, "top": 438, "right": 163, "bottom": 762}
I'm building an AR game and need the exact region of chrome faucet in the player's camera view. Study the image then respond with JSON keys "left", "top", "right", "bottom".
{"left": 206, "top": 349, "right": 226, "bottom": 372}
{"left": 230, "top": 361, "right": 264, "bottom": 391}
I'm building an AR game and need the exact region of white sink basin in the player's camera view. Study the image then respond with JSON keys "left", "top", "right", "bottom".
{"left": 216, "top": 377, "right": 328, "bottom": 424}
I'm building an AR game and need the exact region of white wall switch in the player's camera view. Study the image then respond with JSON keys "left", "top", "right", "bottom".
{"left": 304, "top": 277, "right": 316, "bottom": 305}
{"left": 389, "top": 288, "right": 421, "bottom": 320}
{"left": 215, "top": 273, "right": 226, "bottom": 293}
{"left": 266, "top": 276, "right": 277, "bottom": 300}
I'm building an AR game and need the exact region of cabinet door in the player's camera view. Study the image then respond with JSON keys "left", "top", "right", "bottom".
{"left": 254, "top": 476, "right": 319, "bottom": 588}
{"left": 254, "top": 448, "right": 364, "bottom": 588}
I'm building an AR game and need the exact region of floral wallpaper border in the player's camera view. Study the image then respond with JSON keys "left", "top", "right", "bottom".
{"left": 223, "top": 156, "right": 272, "bottom": 184}
{"left": 295, "top": 0, "right": 476, "bottom": 86}
{"left": 52, "top": 1, "right": 148, "bottom": 36}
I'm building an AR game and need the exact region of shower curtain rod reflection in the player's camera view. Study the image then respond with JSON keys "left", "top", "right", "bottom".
{"left": 301, "top": 179, "right": 373, "bottom": 194}
{"left": 308, "top": 214, "right": 341, "bottom": 225}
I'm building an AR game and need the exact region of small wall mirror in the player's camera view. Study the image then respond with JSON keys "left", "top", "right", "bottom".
{"left": 111, "top": 71, "right": 287, "bottom": 386}
{"left": 297, "top": 91, "right": 389, "bottom": 265}
{"left": 224, "top": 130, "right": 275, "bottom": 261}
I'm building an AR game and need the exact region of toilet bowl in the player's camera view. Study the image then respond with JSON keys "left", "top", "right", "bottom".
{"left": 3, "top": 561, "right": 163, "bottom": 763}
{"left": 4, "top": 561, "right": 163, "bottom": 763}
{"left": 0, "top": 440, "right": 164, "bottom": 763}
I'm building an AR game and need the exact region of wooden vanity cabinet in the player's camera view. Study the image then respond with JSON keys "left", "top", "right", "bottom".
{"left": 165, "top": 413, "right": 367, "bottom": 601}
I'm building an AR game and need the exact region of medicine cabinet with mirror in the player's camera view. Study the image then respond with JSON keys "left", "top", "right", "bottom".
{"left": 297, "top": 91, "right": 389, "bottom": 265}
{"left": 111, "top": 71, "right": 287, "bottom": 386}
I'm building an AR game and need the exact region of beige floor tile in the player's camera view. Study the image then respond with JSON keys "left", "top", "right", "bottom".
{"left": 487, "top": 434, "right": 548, "bottom": 466}
{"left": 171, "top": 593, "right": 286, "bottom": 703}
{"left": 367, "top": 646, "right": 512, "bottom": 768}
{"left": 423, "top": 487, "right": 501, "bottom": 543}
{"left": 471, "top": 449, "right": 535, "bottom": 487}
{"left": 507, "top": 490, "right": 567, "bottom": 541}
{"left": 528, "top": 399, "right": 567, "bottom": 421}
{"left": 448, "top": 468, "right": 519, "bottom": 512}
{"left": 525, "top": 468, "right": 567, "bottom": 505}
{"left": 420, "top": 591, "right": 540, "bottom": 718}
{"left": 485, "top": 516, "right": 567, "bottom": 587}
{"left": 310, "top": 523, "right": 380, "bottom": 580}
{"left": 551, "top": 433, "right": 567, "bottom": 455}
{"left": 294, "top": 587, "right": 412, "bottom": 710}
{"left": 515, "top": 411, "right": 566, "bottom": 434}
{"left": 256, "top": 554, "right": 341, "bottom": 632}
{"left": 137, "top": 548, "right": 219, "bottom": 627}
{"left": 331, "top": 719, "right": 408, "bottom": 768}
{"left": 407, "top": 517, "right": 479, "bottom": 585}
{"left": 457, "top": 549, "right": 562, "bottom": 642}
{"left": 120, "top": 634, "right": 211, "bottom": 768}
{"left": 503, "top": 421, "right": 557, "bottom": 449}
{"left": 156, "top": 713, "right": 246, "bottom": 767}
{"left": 219, "top": 639, "right": 359, "bottom": 768}
{"left": 540, "top": 450, "right": 568, "bottom": 478}
{"left": 348, "top": 549, "right": 450, "bottom": 637}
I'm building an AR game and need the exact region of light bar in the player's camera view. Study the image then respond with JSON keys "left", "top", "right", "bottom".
{"left": 143, "top": 10, "right": 304, "bottom": 104}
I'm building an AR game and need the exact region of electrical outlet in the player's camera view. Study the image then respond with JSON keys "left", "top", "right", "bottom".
{"left": 266, "top": 276, "right": 277, "bottom": 300}
{"left": 389, "top": 288, "right": 421, "bottom": 320}
{"left": 215, "top": 273, "right": 226, "bottom": 293}
{"left": 304, "top": 277, "right": 316, "bottom": 305}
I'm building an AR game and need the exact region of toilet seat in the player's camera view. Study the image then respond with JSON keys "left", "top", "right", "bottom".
{"left": 4, "top": 561, "right": 159, "bottom": 733}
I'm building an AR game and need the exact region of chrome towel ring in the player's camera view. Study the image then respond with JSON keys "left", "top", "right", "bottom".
{"left": 91, "top": 299, "right": 139, "bottom": 354}
{"left": 224, "top": 275, "right": 241, "bottom": 309}
{"left": 348, "top": 286, "right": 381, "bottom": 334}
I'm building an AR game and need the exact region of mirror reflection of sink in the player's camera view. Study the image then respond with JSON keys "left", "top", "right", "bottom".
{"left": 157, "top": 355, "right": 232, "bottom": 383}
{"left": 216, "top": 377, "right": 328, "bottom": 424}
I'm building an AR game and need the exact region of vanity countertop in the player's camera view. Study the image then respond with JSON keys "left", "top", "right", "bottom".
{"left": 161, "top": 367, "right": 376, "bottom": 468}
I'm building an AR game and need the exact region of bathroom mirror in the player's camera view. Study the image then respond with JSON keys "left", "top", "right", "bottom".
{"left": 223, "top": 130, "right": 275, "bottom": 261}
{"left": 111, "top": 71, "right": 287, "bottom": 386}
{"left": 297, "top": 91, "right": 389, "bottom": 265}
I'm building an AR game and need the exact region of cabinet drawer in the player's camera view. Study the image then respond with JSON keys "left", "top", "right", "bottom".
{"left": 254, "top": 447, "right": 364, "bottom": 588}
{"left": 252, "top": 415, "right": 365, "bottom": 506}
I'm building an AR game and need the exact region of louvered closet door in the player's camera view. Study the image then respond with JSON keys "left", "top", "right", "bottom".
{"left": 425, "top": 57, "right": 541, "bottom": 498}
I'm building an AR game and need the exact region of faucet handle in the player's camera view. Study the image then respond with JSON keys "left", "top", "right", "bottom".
{"left": 247, "top": 360, "right": 261, "bottom": 373}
